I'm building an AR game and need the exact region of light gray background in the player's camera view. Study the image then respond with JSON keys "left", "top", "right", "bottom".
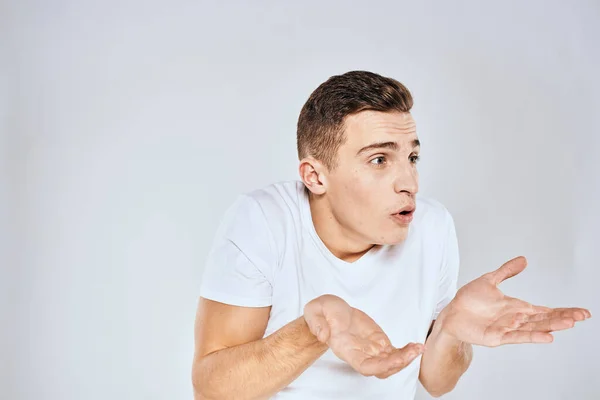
{"left": 2, "top": 1, "right": 599, "bottom": 399}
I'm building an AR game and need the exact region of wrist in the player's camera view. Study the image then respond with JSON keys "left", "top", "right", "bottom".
{"left": 300, "top": 315, "right": 320, "bottom": 343}
{"left": 426, "top": 314, "right": 472, "bottom": 363}
{"left": 428, "top": 322, "right": 458, "bottom": 350}
{"left": 299, "top": 316, "right": 330, "bottom": 351}
{"left": 429, "top": 307, "right": 459, "bottom": 345}
{"left": 269, "top": 316, "right": 329, "bottom": 355}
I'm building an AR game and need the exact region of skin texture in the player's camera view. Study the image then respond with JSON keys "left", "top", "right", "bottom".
{"left": 303, "top": 294, "right": 425, "bottom": 379}
{"left": 299, "top": 110, "right": 420, "bottom": 261}
{"left": 193, "top": 110, "right": 592, "bottom": 399}
{"left": 437, "top": 256, "right": 590, "bottom": 347}
{"left": 419, "top": 255, "right": 591, "bottom": 396}
{"left": 192, "top": 299, "right": 329, "bottom": 400}
{"left": 192, "top": 294, "right": 423, "bottom": 400}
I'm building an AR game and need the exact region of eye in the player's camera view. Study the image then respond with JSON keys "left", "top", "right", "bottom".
{"left": 369, "top": 156, "right": 387, "bottom": 166}
{"left": 410, "top": 154, "right": 421, "bottom": 164}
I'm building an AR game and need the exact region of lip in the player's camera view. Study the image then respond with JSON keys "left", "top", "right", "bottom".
{"left": 391, "top": 211, "right": 414, "bottom": 225}
{"left": 393, "top": 204, "right": 416, "bottom": 214}
{"left": 391, "top": 204, "right": 416, "bottom": 225}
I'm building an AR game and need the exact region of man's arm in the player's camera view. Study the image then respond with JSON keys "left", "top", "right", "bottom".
{"left": 418, "top": 209, "right": 471, "bottom": 397}
{"left": 419, "top": 318, "right": 473, "bottom": 398}
{"left": 191, "top": 298, "right": 328, "bottom": 400}
{"left": 419, "top": 255, "right": 591, "bottom": 397}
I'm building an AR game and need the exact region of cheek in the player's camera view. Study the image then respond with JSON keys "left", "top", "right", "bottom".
{"left": 347, "top": 171, "right": 390, "bottom": 200}
{"left": 345, "top": 178, "right": 375, "bottom": 205}
{"left": 331, "top": 168, "right": 389, "bottom": 222}
{"left": 334, "top": 181, "right": 375, "bottom": 223}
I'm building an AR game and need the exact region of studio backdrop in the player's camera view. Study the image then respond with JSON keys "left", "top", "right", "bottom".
{"left": 2, "top": 1, "right": 598, "bottom": 399}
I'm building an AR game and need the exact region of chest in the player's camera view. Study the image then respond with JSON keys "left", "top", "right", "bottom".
{"left": 265, "top": 233, "right": 441, "bottom": 347}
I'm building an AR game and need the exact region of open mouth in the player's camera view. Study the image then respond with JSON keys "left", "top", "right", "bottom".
{"left": 392, "top": 207, "right": 415, "bottom": 224}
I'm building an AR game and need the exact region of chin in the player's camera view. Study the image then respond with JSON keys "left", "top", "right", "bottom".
{"left": 386, "top": 235, "right": 408, "bottom": 245}
{"left": 374, "top": 227, "right": 409, "bottom": 245}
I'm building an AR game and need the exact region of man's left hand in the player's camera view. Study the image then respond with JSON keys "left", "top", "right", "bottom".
{"left": 436, "top": 256, "right": 592, "bottom": 347}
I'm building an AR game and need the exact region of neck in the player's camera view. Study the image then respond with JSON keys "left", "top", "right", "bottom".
{"left": 306, "top": 188, "right": 377, "bottom": 263}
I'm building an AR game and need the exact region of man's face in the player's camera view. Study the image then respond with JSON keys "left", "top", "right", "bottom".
{"left": 325, "top": 110, "right": 420, "bottom": 245}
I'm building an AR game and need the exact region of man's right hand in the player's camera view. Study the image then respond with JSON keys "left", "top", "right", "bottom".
{"left": 303, "top": 294, "right": 424, "bottom": 379}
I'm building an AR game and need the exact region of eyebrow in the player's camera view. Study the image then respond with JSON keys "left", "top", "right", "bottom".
{"left": 356, "top": 139, "right": 420, "bottom": 156}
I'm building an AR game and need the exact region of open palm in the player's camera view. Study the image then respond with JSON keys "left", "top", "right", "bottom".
{"left": 304, "top": 294, "right": 423, "bottom": 379}
{"left": 440, "top": 256, "right": 591, "bottom": 347}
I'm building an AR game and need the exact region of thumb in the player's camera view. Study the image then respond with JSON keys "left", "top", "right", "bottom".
{"left": 492, "top": 256, "right": 527, "bottom": 285}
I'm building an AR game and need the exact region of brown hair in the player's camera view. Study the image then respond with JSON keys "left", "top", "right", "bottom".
{"left": 296, "top": 70, "right": 413, "bottom": 170}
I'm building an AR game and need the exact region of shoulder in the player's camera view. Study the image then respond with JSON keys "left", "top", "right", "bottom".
{"left": 241, "top": 180, "right": 305, "bottom": 229}
{"left": 244, "top": 180, "right": 304, "bottom": 213}
{"left": 221, "top": 180, "right": 302, "bottom": 224}
{"left": 218, "top": 180, "right": 304, "bottom": 249}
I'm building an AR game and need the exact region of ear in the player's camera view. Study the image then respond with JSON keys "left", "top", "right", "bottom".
{"left": 298, "top": 157, "right": 328, "bottom": 195}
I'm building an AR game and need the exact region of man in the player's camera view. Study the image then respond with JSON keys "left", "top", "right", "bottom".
{"left": 191, "top": 71, "right": 591, "bottom": 399}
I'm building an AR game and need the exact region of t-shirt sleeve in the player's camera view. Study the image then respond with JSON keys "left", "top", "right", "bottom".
{"left": 432, "top": 210, "right": 460, "bottom": 320}
{"left": 199, "top": 194, "right": 275, "bottom": 307}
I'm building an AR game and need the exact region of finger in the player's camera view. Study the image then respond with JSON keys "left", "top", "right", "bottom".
{"left": 377, "top": 344, "right": 424, "bottom": 377}
{"left": 492, "top": 256, "right": 527, "bottom": 285}
{"left": 492, "top": 312, "right": 529, "bottom": 329}
{"left": 525, "top": 312, "right": 557, "bottom": 322}
{"left": 500, "top": 310, "right": 580, "bottom": 331}
{"left": 371, "top": 347, "right": 423, "bottom": 379}
{"left": 358, "top": 343, "right": 424, "bottom": 377}
{"left": 501, "top": 330, "right": 553, "bottom": 345}
{"left": 518, "top": 317, "right": 574, "bottom": 332}
{"left": 305, "top": 315, "right": 331, "bottom": 343}
{"left": 528, "top": 308, "right": 589, "bottom": 322}
{"left": 530, "top": 305, "right": 553, "bottom": 313}
{"left": 505, "top": 300, "right": 559, "bottom": 316}
{"left": 550, "top": 308, "right": 591, "bottom": 321}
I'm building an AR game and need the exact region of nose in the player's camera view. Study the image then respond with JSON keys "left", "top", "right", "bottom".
{"left": 393, "top": 163, "right": 419, "bottom": 195}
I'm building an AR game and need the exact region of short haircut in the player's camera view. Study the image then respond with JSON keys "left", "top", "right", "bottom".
{"left": 297, "top": 70, "right": 414, "bottom": 170}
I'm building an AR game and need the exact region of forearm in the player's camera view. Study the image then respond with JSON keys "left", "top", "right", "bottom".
{"left": 193, "top": 316, "right": 329, "bottom": 400}
{"left": 419, "top": 316, "right": 473, "bottom": 397}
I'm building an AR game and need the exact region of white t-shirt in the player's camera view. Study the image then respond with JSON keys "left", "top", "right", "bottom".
{"left": 200, "top": 180, "right": 460, "bottom": 400}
